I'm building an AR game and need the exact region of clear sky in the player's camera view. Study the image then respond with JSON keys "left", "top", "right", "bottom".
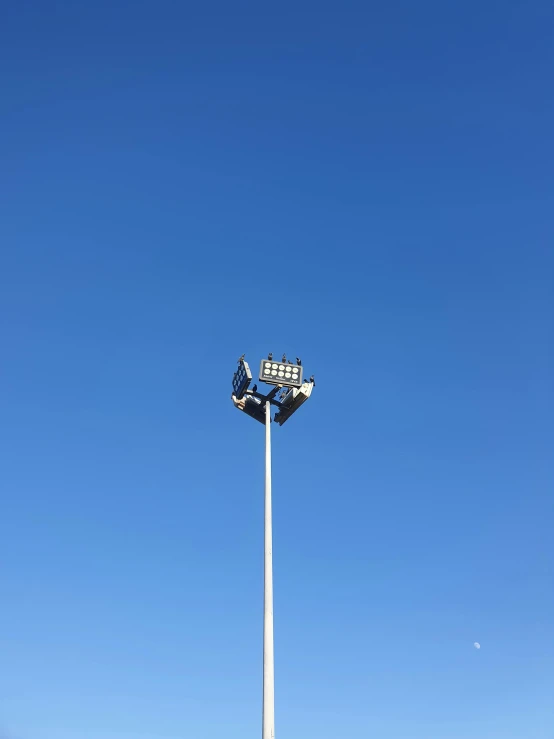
{"left": 1, "top": 2, "right": 553, "bottom": 738}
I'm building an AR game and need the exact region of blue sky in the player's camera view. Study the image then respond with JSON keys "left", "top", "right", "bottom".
{"left": 1, "top": 2, "right": 553, "bottom": 738}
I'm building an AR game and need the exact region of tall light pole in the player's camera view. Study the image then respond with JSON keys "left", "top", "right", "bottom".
{"left": 263, "top": 399, "right": 274, "bottom": 738}
{"left": 231, "top": 354, "right": 315, "bottom": 739}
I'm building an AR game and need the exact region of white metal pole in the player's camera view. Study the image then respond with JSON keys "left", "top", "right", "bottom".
{"left": 263, "top": 400, "right": 275, "bottom": 739}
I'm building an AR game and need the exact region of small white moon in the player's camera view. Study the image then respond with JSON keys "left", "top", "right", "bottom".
{"left": 474, "top": 642, "right": 481, "bottom": 649}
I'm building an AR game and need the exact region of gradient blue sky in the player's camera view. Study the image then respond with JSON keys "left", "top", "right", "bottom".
{"left": 1, "top": 2, "right": 553, "bottom": 738}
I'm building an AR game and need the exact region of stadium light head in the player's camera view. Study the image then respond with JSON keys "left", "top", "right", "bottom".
{"left": 274, "top": 380, "right": 314, "bottom": 426}
{"left": 259, "top": 358, "right": 303, "bottom": 388}
{"left": 232, "top": 359, "right": 252, "bottom": 399}
{"left": 231, "top": 393, "right": 266, "bottom": 425}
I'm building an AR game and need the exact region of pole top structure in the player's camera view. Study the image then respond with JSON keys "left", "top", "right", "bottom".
{"left": 230, "top": 353, "right": 315, "bottom": 427}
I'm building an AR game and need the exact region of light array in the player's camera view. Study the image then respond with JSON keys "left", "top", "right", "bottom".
{"left": 232, "top": 360, "right": 252, "bottom": 399}
{"left": 274, "top": 381, "right": 313, "bottom": 425}
{"left": 259, "top": 359, "right": 303, "bottom": 388}
{"left": 241, "top": 397, "right": 266, "bottom": 425}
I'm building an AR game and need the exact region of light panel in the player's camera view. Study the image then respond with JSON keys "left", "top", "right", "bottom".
{"left": 274, "top": 381, "right": 313, "bottom": 425}
{"left": 259, "top": 359, "right": 303, "bottom": 388}
{"left": 232, "top": 360, "right": 252, "bottom": 399}
{"left": 231, "top": 392, "right": 266, "bottom": 424}
{"left": 241, "top": 396, "right": 266, "bottom": 425}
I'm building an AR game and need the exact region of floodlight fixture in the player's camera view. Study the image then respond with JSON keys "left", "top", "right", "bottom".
{"left": 274, "top": 380, "right": 314, "bottom": 426}
{"left": 231, "top": 393, "right": 266, "bottom": 425}
{"left": 232, "top": 359, "right": 252, "bottom": 399}
{"left": 259, "top": 359, "right": 303, "bottom": 388}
